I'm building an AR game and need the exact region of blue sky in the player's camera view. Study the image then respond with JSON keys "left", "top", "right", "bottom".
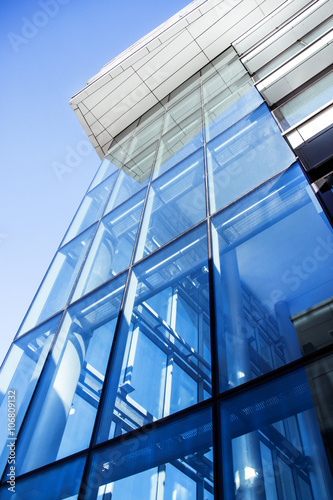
{"left": 0, "top": 0, "right": 190, "bottom": 366}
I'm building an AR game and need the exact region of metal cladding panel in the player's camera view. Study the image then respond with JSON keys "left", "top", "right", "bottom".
{"left": 70, "top": 0, "right": 288, "bottom": 157}
{"left": 259, "top": 39, "right": 333, "bottom": 104}
{"left": 242, "top": 0, "right": 333, "bottom": 74}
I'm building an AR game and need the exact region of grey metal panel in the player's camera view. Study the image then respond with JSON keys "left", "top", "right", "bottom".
{"left": 244, "top": 0, "right": 333, "bottom": 74}
{"left": 259, "top": 37, "right": 333, "bottom": 104}
{"left": 233, "top": 0, "right": 314, "bottom": 55}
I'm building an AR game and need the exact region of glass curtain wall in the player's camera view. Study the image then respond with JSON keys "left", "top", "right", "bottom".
{"left": 1, "top": 47, "right": 333, "bottom": 499}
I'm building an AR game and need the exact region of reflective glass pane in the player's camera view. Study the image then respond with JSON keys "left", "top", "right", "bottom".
{"left": 88, "top": 156, "right": 119, "bottom": 192}
{"left": 153, "top": 109, "right": 203, "bottom": 179}
{"left": 153, "top": 74, "right": 203, "bottom": 179}
{"left": 203, "top": 49, "right": 244, "bottom": 102}
{"left": 105, "top": 119, "right": 139, "bottom": 167}
{"left": 135, "top": 148, "right": 206, "bottom": 261}
{"left": 211, "top": 163, "right": 333, "bottom": 392}
{"left": 72, "top": 189, "right": 146, "bottom": 301}
{"left": 207, "top": 103, "right": 295, "bottom": 214}
{"left": 88, "top": 118, "right": 139, "bottom": 192}
{"left": 292, "top": 297, "right": 333, "bottom": 355}
{"left": 254, "top": 17, "right": 333, "bottom": 82}
{"left": 13, "top": 275, "right": 126, "bottom": 474}
{"left": 0, "top": 455, "right": 85, "bottom": 500}
{"left": 202, "top": 49, "right": 261, "bottom": 142}
{"left": 273, "top": 70, "right": 333, "bottom": 131}
{"left": 121, "top": 102, "right": 166, "bottom": 184}
{"left": 220, "top": 360, "right": 333, "bottom": 499}
{"left": 83, "top": 407, "right": 213, "bottom": 500}
{"left": 0, "top": 315, "right": 61, "bottom": 476}
{"left": 97, "top": 225, "right": 211, "bottom": 442}
{"left": 104, "top": 168, "right": 148, "bottom": 216}
{"left": 62, "top": 171, "right": 118, "bottom": 245}
{"left": 305, "top": 354, "right": 333, "bottom": 476}
{"left": 19, "top": 225, "right": 96, "bottom": 336}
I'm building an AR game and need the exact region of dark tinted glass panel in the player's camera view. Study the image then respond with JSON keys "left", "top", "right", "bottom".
{"left": 220, "top": 360, "right": 333, "bottom": 499}
{"left": 97, "top": 224, "right": 211, "bottom": 442}
{"left": 0, "top": 456, "right": 85, "bottom": 500}
{"left": 292, "top": 297, "right": 333, "bottom": 355}
{"left": 83, "top": 407, "right": 213, "bottom": 499}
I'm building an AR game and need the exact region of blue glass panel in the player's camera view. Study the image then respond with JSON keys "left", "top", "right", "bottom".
{"left": 18, "top": 225, "right": 96, "bottom": 336}
{"left": 153, "top": 110, "right": 203, "bottom": 180}
{"left": 72, "top": 189, "right": 146, "bottom": 301}
{"left": 121, "top": 102, "right": 166, "bottom": 184}
{"left": 135, "top": 148, "right": 206, "bottom": 261}
{"left": 211, "top": 163, "right": 333, "bottom": 392}
{"left": 207, "top": 103, "right": 295, "bottom": 214}
{"left": 202, "top": 48, "right": 262, "bottom": 142}
{"left": 273, "top": 69, "right": 333, "bottom": 131}
{"left": 0, "top": 455, "right": 85, "bottom": 500}
{"left": 88, "top": 119, "right": 139, "bottom": 192}
{"left": 101, "top": 469, "right": 158, "bottom": 499}
{"left": 220, "top": 361, "right": 333, "bottom": 499}
{"left": 104, "top": 169, "right": 148, "bottom": 216}
{"left": 164, "top": 463, "right": 197, "bottom": 498}
{"left": 260, "top": 442, "right": 278, "bottom": 500}
{"left": 153, "top": 74, "right": 203, "bottom": 179}
{"left": 13, "top": 275, "right": 126, "bottom": 475}
{"left": 205, "top": 87, "right": 263, "bottom": 143}
{"left": 0, "top": 315, "right": 61, "bottom": 476}
{"left": 62, "top": 171, "right": 118, "bottom": 245}
{"left": 169, "top": 362, "right": 198, "bottom": 414}
{"left": 88, "top": 157, "right": 119, "bottom": 192}
{"left": 83, "top": 407, "right": 213, "bottom": 499}
{"left": 96, "top": 224, "right": 211, "bottom": 442}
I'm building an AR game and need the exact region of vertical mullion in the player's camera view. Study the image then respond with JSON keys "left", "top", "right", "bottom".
{"left": 156, "top": 464, "right": 166, "bottom": 500}
{"left": 198, "top": 312, "right": 205, "bottom": 402}
{"left": 163, "top": 287, "right": 177, "bottom": 417}
{"left": 200, "top": 68, "right": 223, "bottom": 500}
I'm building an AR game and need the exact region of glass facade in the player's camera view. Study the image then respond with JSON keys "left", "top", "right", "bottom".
{"left": 1, "top": 22, "right": 333, "bottom": 500}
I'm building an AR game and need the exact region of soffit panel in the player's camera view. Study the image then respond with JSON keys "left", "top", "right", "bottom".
{"left": 105, "top": 93, "right": 160, "bottom": 138}
{"left": 259, "top": 38, "right": 333, "bottom": 104}
{"left": 242, "top": 0, "right": 333, "bottom": 74}
{"left": 197, "top": 4, "right": 263, "bottom": 52}
{"left": 153, "top": 52, "right": 210, "bottom": 100}
{"left": 135, "top": 30, "right": 195, "bottom": 83}
{"left": 70, "top": 0, "right": 288, "bottom": 157}
{"left": 233, "top": 0, "right": 316, "bottom": 55}
{"left": 145, "top": 41, "right": 202, "bottom": 90}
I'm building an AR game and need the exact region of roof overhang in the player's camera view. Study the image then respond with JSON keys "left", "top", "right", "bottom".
{"left": 69, "top": 0, "right": 317, "bottom": 158}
